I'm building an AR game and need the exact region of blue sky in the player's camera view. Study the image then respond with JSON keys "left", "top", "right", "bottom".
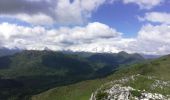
{"left": 92, "top": 1, "right": 142, "bottom": 37}
{"left": 0, "top": 0, "right": 170, "bottom": 55}
{"left": 91, "top": 0, "right": 170, "bottom": 37}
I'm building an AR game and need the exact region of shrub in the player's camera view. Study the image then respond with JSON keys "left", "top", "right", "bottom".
{"left": 130, "top": 90, "right": 141, "bottom": 97}
{"left": 96, "top": 90, "right": 108, "bottom": 100}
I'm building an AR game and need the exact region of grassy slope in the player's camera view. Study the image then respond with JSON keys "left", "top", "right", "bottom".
{"left": 32, "top": 55, "right": 170, "bottom": 100}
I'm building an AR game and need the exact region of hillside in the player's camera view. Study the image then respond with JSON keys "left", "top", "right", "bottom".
{"left": 0, "top": 50, "right": 143, "bottom": 100}
{"left": 0, "top": 50, "right": 94, "bottom": 78}
{"left": 32, "top": 55, "right": 170, "bottom": 100}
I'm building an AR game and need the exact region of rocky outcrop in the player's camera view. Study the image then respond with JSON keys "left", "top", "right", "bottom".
{"left": 106, "top": 84, "right": 133, "bottom": 100}
{"left": 91, "top": 84, "right": 169, "bottom": 100}
{"left": 90, "top": 75, "right": 170, "bottom": 100}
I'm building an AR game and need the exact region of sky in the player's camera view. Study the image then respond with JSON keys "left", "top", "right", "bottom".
{"left": 0, "top": 0, "right": 170, "bottom": 55}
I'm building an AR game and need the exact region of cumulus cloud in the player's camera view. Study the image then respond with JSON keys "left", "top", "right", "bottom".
{"left": 0, "top": 22, "right": 121, "bottom": 50}
{"left": 133, "top": 24, "right": 170, "bottom": 55}
{"left": 138, "top": 12, "right": 170, "bottom": 24}
{"left": 1, "top": 22, "right": 170, "bottom": 55}
{"left": 123, "top": 0, "right": 163, "bottom": 9}
{"left": 138, "top": 24, "right": 170, "bottom": 43}
{"left": 2, "top": 13, "right": 55, "bottom": 25}
{"left": 66, "top": 24, "right": 170, "bottom": 55}
{"left": 110, "top": 24, "right": 170, "bottom": 55}
{"left": 0, "top": 0, "right": 107, "bottom": 25}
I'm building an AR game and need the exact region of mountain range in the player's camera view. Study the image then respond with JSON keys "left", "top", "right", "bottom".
{"left": 0, "top": 50, "right": 144, "bottom": 100}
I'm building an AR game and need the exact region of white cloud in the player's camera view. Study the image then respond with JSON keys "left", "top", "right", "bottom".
{"left": 109, "top": 24, "right": 170, "bottom": 55}
{"left": 134, "top": 24, "right": 170, "bottom": 55}
{"left": 139, "top": 12, "right": 170, "bottom": 24}
{"left": 0, "top": 23, "right": 45, "bottom": 39}
{"left": 123, "top": 0, "right": 163, "bottom": 9}
{"left": 69, "top": 24, "right": 170, "bottom": 55}
{"left": 0, "top": 22, "right": 170, "bottom": 55}
{"left": 68, "top": 22, "right": 121, "bottom": 40}
{"left": 0, "top": 0, "right": 107, "bottom": 25}
{"left": 138, "top": 24, "right": 170, "bottom": 43}
{"left": 52, "top": 0, "right": 107, "bottom": 25}
{"left": 0, "top": 22, "right": 121, "bottom": 51}
{"left": 2, "top": 13, "right": 54, "bottom": 25}
{"left": 14, "top": 13, "right": 54, "bottom": 25}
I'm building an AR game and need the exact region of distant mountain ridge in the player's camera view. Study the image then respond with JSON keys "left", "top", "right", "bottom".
{"left": 0, "top": 47, "right": 163, "bottom": 59}
{"left": 141, "top": 54, "right": 162, "bottom": 59}
{"left": 0, "top": 47, "right": 21, "bottom": 57}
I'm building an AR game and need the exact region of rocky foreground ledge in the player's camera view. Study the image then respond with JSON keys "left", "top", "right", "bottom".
{"left": 90, "top": 84, "right": 169, "bottom": 100}
{"left": 90, "top": 75, "right": 170, "bottom": 100}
